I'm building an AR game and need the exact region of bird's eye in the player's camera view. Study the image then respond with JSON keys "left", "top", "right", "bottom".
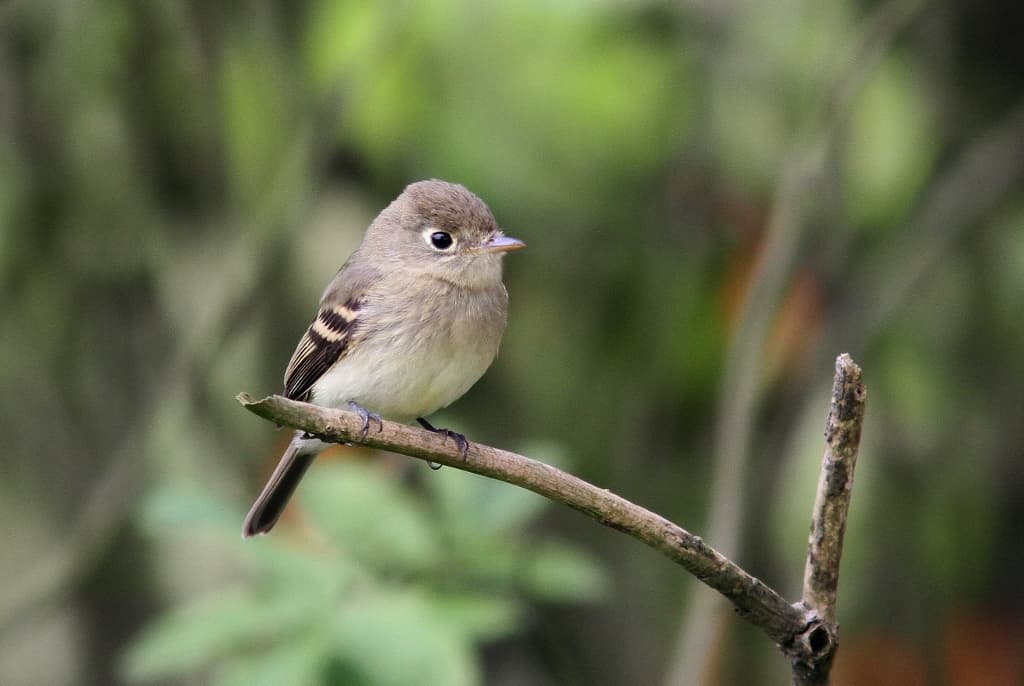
{"left": 430, "top": 231, "right": 454, "bottom": 250}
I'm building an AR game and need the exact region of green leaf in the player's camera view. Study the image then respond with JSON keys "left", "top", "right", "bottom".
{"left": 300, "top": 461, "right": 439, "bottom": 571}
{"left": 213, "top": 636, "right": 329, "bottom": 686}
{"left": 451, "top": 541, "right": 521, "bottom": 587}
{"left": 424, "top": 592, "right": 522, "bottom": 642}
{"left": 246, "top": 539, "right": 359, "bottom": 592}
{"left": 428, "top": 439, "right": 573, "bottom": 547}
{"left": 121, "top": 586, "right": 328, "bottom": 681}
{"left": 522, "top": 541, "right": 609, "bottom": 603}
{"left": 332, "top": 589, "right": 479, "bottom": 686}
{"left": 427, "top": 466, "right": 548, "bottom": 539}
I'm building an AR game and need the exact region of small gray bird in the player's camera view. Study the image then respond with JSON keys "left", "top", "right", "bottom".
{"left": 242, "top": 180, "right": 524, "bottom": 537}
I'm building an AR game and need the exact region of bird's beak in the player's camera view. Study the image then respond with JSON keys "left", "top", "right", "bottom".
{"left": 481, "top": 233, "right": 526, "bottom": 254}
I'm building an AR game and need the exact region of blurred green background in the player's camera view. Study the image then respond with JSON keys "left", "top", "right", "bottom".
{"left": 2, "top": 0, "right": 1023, "bottom": 684}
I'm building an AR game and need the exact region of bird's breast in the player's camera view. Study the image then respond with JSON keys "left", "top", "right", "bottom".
{"left": 310, "top": 281, "right": 508, "bottom": 422}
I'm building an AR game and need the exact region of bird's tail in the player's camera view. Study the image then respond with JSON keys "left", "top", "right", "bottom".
{"left": 242, "top": 435, "right": 318, "bottom": 537}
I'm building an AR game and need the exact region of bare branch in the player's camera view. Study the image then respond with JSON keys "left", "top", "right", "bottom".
{"left": 237, "top": 352, "right": 866, "bottom": 683}
{"left": 803, "top": 354, "right": 867, "bottom": 619}
{"left": 237, "top": 393, "right": 810, "bottom": 648}
{"left": 792, "top": 354, "right": 867, "bottom": 685}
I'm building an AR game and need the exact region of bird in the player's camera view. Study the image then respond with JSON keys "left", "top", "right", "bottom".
{"left": 242, "top": 179, "right": 524, "bottom": 537}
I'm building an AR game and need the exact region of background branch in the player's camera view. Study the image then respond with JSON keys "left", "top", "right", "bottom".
{"left": 665, "top": 1, "right": 924, "bottom": 680}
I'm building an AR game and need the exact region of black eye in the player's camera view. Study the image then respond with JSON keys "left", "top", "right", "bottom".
{"left": 430, "top": 231, "right": 454, "bottom": 250}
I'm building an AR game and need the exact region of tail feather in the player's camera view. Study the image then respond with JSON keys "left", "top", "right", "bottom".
{"left": 242, "top": 437, "right": 319, "bottom": 537}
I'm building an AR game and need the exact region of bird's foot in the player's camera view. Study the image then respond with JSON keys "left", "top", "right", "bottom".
{"left": 416, "top": 417, "right": 470, "bottom": 460}
{"left": 347, "top": 401, "right": 383, "bottom": 440}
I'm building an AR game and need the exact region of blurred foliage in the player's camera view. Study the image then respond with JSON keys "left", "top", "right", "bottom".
{"left": 2, "top": 0, "right": 1023, "bottom": 684}
{"left": 121, "top": 459, "right": 605, "bottom": 685}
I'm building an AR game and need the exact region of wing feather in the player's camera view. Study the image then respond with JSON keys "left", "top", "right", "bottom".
{"left": 283, "top": 299, "right": 361, "bottom": 401}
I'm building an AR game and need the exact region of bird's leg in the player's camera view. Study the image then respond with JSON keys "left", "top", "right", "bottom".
{"left": 347, "top": 400, "right": 383, "bottom": 440}
{"left": 416, "top": 417, "right": 470, "bottom": 459}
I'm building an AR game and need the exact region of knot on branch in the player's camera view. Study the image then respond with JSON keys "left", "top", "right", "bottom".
{"left": 785, "top": 605, "right": 839, "bottom": 686}
{"left": 796, "top": 618, "right": 835, "bottom": 659}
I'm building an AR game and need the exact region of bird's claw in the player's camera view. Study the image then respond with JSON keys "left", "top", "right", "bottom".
{"left": 416, "top": 418, "right": 470, "bottom": 460}
{"left": 347, "top": 401, "right": 383, "bottom": 440}
{"left": 446, "top": 430, "right": 470, "bottom": 459}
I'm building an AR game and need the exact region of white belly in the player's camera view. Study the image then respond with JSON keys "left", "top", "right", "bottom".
{"left": 309, "top": 290, "right": 504, "bottom": 422}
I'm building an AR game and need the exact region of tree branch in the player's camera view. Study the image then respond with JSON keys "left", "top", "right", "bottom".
{"left": 803, "top": 354, "right": 866, "bottom": 620}
{"left": 237, "top": 353, "right": 866, "bottom": 682}
{"left": 237, "top": 393, "right": 809, "bottom": 642}
{"left": 792, "top": 354, "right": 867, "bottom": 685}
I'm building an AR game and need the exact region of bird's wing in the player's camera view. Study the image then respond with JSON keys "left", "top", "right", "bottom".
{"left": 283, "top": 261, "right": 380, "bottom": 402}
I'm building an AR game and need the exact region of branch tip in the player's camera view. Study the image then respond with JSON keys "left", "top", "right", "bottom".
{"left": 795, "top": 354, "right": 868, "bottom": 684}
